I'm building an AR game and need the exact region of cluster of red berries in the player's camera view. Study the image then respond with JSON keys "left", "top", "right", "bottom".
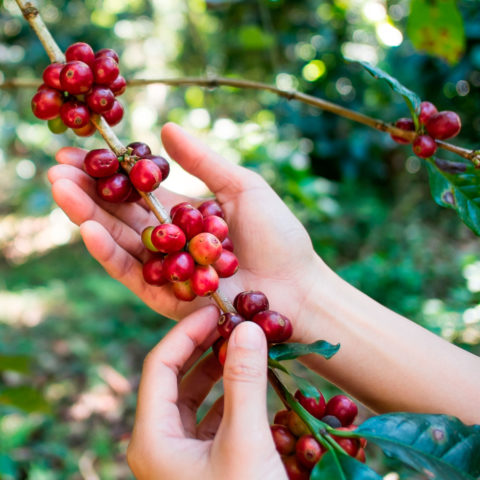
{"left": 31, "top": 42, "right": 126, "bottom": 137}
{"left": 83, "top": 141, "right": 169, "bottom": 203}
{"left": 391, "top": 101, "right": 462, "bottom": 158}
{"left": 271, "top": 390, "right": 365, "bottom": 479}
{"left": 213, "top": 290, "right": 293, "bottom": 364}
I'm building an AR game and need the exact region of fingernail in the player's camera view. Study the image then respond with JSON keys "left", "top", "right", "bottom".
{"left": 232, "top": 322, "right": 264, "bottom": 350}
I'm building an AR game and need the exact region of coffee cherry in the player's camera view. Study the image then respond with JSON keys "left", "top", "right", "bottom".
{"left": 172, "top": 206, "right": 203, "bottom": 240}
{"left": 390, "top": 117, "right": 415, "bottom": 144}
{"left": 163, "top": 252, "right": 195, "bottom": 282}
{"left": 412, "top": 135, "right": 437, "bottom": 158}
{"left": 296, "top": 435, "right": 325, "bottom": 470}
{"left": 96, "top": 172, "right": 132, "bottom": 203}
{"left": 95, "top": 48, "right": 120, "bottom": 64}
{"left": 426, "top": 111, "right": 461, "bottom": 140}
{"left": 92, "top": 56, "right": 119, "bottom": 85}
{"left": 188, "top": 232, "right": 222, "bottom": 265}
{"left": 233, "top": 291, "right": 269, "bottom": 320}
{"left": 203, "top": 215, "right": 228, "bottom": 242}
{"left": 217, "top": 312, "right": 245, "bottom": 338}
{"left": 129, "top": 159, "right": 162, "bottom": 193}
{"left": 142, "top": 257, "right": 167, "bottom": 286}
{"left": 84, "top": 149, "right": 119, "bottom": 178}
{"left": 103, "top": 100, "right": 124, "bottom": 126}
{"left": 86, "top": 86, "right": 115, "bottom": 113}
{"left": 320, "top": 415, "right": 342, "bottom": 428}
{"left": 65, "top": 42, "right": 95, "bottom": 66}
{"left": 252, "top": 310, "right": 292, "bottom": 343}
{"left": 355, "top": 448, "right": 366, "bottom": 463}
{"left": 109, "top": 75, "right": 127, "bottom": 96}
{"left": 274, "top": 410, "right": 291, "bottom": 427}
{"left": 47, "top": 117, "right": 68, "bottom": 134}
{"left": 125, "top": 189, "right": 142, "bottom": 202}
{"left": 282, "top": 456, "right": 310, "bottom": 480}
{"left": 294, "top": 389, "right": 326, "bottom": 419}
{"left": 212, "top": 337, "right": 228, "bottom": 366}
{"left": 198, "top": 199, "right": 224, "bottom": 218}
{"left": 31, "top": 88, "right": 64, "bottom": 120}
{"left": 60, "top": 100, "right": 91, "bottom": 128}
{"left": 287, "top": 411, "right": 310, "bottom": 437}
{"left": 151, "top": 224, "right": 186, "bottom": 253}
{"left": 191, "top": 265, "right": 219, "bottom": 296}
{"left": 419, "top": 101, "right": 438, "bottom": 125}
{"left": 143, "top": 154, "right": 170, "bottom": 181}
{"left": 270, "top": 425, "right": 296, "bottom": 455}
{"left": 60, "top": 61, "right": 94, "bottom": 94}
{"left": 36, "top": 83, "right": 50, "bottom": 92}
{"left": 172, "top": 279, "right": 197, "bottom": 301}
{"left": 127, "top": 141, "right": 151, "bottom": 157}
{"left": 170, "top": 202, "right": 194, "bottom": 218}
{"left": 325, "top": 395, "right": 358, "bottom": 426}
{"left": 141, "top": 226, "right": 160, "bottom": 252}
{"left": 73, "top": 122, "right": 96, "bottom": 137}
{"left": 42, "top": 63, "right": 63, "bottom": 90}
{"left": 221, "top": 236, "right": 234, "bottom": 252}
{"left": 213, "top": 250, "right": 239, "bottom": 278}
{"left": 331, "top": 434, "right": 359, "bottom": 457}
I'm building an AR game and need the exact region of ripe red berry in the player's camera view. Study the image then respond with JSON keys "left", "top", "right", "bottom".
{"left": 125, "top": 189, "right": 142, "bottom": 202}
{"left": 86, "top": 86, "right": 115, "bottom": 113}
{"left": 325, "top": 395, "right": 358, "bottom": 426}
{"left": 172, "top": 279, "right": 197, "bottom": 301}
{"left": 142, "top": 257, "right": 167, "bottom": 286}
{"left": 188, "top": 232, "right": 222, "bottom": 265}
{"left": 412, "top": 135, "right": 437, "bottom": 158}
{"left": 84, "top": 149, "right": 119, "bottom": 178}
{"left": 163, "top": 252, "right": 195, "bottom": 282}
{"left": 31, "top": 88, "right": 64, "bottom": 120}
{"left": 60, "top": 100, "right": 91, "bottom": 128}
{"left": 170, "top": 202, "right": 194, "bottom": 218}
{"left": 129, "top": 159, "right": 162, "bottom": 193}
{"left": 42, "top": 63, "right": 63, "bottom": 90}
{"left": 109, "top": 75, "right": 127, "bottom": 96}
{"left": 233, "top": 291, "right": 269, "bottom": 320}
{"left": 198, "top": 199, "right": 224, "bottom": 218}
{"left": 252, "top": 310, "right": 292, "bottom": 343}
{"left": 127, "top": 141, "right": 151, "bottom": 157}
{"left": 143, "top": 154, "right": 170, "bottom": 181}
{"left": 65, "top": 42, "right": 95, "bottom": 66}
{"left": 60, "top": 61, "right": 94, "bottom": 94}
{"left": 221, "top": 236, "right": 234, "bottom": 252}
{"left": 141, "top": 226, "right": 159, "bottom": 252}
{"left": 331, "top": 434, "right": 359, "bottom": 457}
{"left": 270, "top": 425, "right": 296, "bottom": 455}
{"left": 426, "top": 111, "right": 461, "bottom": 140}
{"left": 390, "top": 117, "right": 415, "bottom": 144}
{"left": 172, "top": 206, "right": 203, "bottom": 240}
{"left": 73, "top": 121, "right": 96, "bottom": 137}
{"left": 288, "top": 411, "right": 310, "bottom": 437}
{"left": 217, "top": 312, "right": 245, "bottom": 338}
{"left": 203, "top": 215, "right": 228, "bottom": 242}
{"left": 212, "top": 337, "right": 228, "bottom": 366}
{"left": 95, "top": 48, "right": 120, "bottom": 64}
{"left": 48, "top": 117, "right": 68, "bottom": 134}
{"left": 103, "top": 100, "right": 124, "bottom": 126}
{"left": 419, "top": 101, "right": 438, "bottom": 125}
{"left": 274, "top": 410, "right": 291, "bottom": 427}
{"left": 151, "top": 224, "right": 186, "bottom": 253}
{"left": 294, "top": 389, "right": 326, "bottom": 419}
{"left": 283, "top": 455, "right": 310, "bottom": 480}
{"left": 296, "top": 434, "right": 325, "bottom": 469}
{"left": 213, "top": 250, "right": 239, "bottom": 278}
{"left": 96, "top": 172, "right": 132, "bottom": 203}
{"left": 191, "top": 265, "right": 219, "bottom": 296}
{"left": 92, "top": 56, "right": 119, "bottom": 85}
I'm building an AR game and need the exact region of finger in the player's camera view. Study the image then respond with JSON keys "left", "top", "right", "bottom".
{"left": 177, "top": 353, "right": 223, "bottom": 437}
{"left": 56, "top": 146, "right": 87, "bottom": 168}
{"left": 197, "top": 395, "right": 224, "bottom": 440}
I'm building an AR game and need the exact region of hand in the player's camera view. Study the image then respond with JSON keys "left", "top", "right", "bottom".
{"left": 127, "top": 305, "right": 287, "bottom": 480}
{"left": 48, "top": 123, "right": 330, "bottom": 341}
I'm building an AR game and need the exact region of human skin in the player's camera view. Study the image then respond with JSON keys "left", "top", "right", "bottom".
{"left": 48, "top": 122, "right": 480, "bottom": 425}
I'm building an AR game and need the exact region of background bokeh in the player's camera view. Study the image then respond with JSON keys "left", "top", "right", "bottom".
{"left": 1, "top": 0, "right": 480, "bottom": 478}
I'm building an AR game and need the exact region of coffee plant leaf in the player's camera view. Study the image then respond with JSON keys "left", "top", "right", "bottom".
{"left": 290, "top": 372, "right": 322, "bottom": 401}
{"left": 354, "top": 413, "right": 480, "bottom": 479}
{"left": 268, "top": 340, "right": 340, "bottom": 361}
{"left": 0, "top": 386, "right": 51, "bottom": 414}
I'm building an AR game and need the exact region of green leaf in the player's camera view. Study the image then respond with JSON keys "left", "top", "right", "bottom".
{"left": 425, "top": 158, "right": 480, "bottom": 236}
{"left": 355, "top": 413, "right": 480, "bottom": 480}
{"left": 291, "top": 373, "right": 321, "bottom": 401}
{"left": 407, "top": 0, "right": 465, "bottom": 65}
{"left": 0, "top": 386, "right": 51, "bottom": 414}
{"left": 0, "top": 354, "right": 30, "bottom": 374}
{"left": 268, "top": 340, "right": 340, "bottom": 361}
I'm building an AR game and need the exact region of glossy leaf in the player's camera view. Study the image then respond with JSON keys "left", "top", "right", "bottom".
{"left": 268, "top": 340, "right": 340, "bottom": 361}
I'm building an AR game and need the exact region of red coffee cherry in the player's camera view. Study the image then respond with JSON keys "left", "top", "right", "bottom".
{"left": 274, "top": 409, "right": 291, "bottom": 427}
{"left": 287, "top": 411, "right": 310, "bottom": 437}
{"left": 48, "top": 117, "right": 68, "bottom": 134}
{"left": 212, "top": 337, "right": 228, "bottom": 366}
{"left": 390, "top": 117, "right": 415, "bottom": 144}
{"left": 65, "top": 42, "right": 95, "bottom": 66}
{"left": 331, "top": 434, "right": 359, "bottom": 457}
{"left": 151, "top": 224, "right": 186, "bottom": 253}
{"left": 198, "top": 199, "right": 224, "bottom": 218}
{"left": 42, "top": 63, "right": 63, "bottom": 90}
{"left": 163, "top": 252, "right": 195, "bottom": 282}
{"left": 95, "top": 48, "right": 120, "bottom": 64}
{"left": 143, "top": 154, "right": 170, "bottom": 181}
{"left": 283, "top": 455, "right": 310, "bottom": 480}
{"left": 217, "top": 312, "right": 245, "bottom": 339}
{"left": 142, "top": 257, "right": 167, "bottom": 286}
{"left": 426, "top": 111, "right": 461, "bottom": 140}
{"left": 412, "top": 135, "right": 437, "bottom": 158}
{"left": 270, "top": 425, "right": 296, "bottom": 455}
{"left": 109, "top": 75, "right": 127, "bottom": 96}
{"left": 60, "top": 61, "right": 94, "bottom": 94}
{"left": 233, "top": 291, "right": 269, "bottom": 320}
{"left": 96, "top": 173, "right": 133, "bottom": 203}
{"left": 84, "top": 149, "right": 119, "bottom": 178}
{"left": 86, "top": 86, "right": 115, "bottom": 113}
{"left": 325, "top": 395, "right": 358, "bottom": 426}
{"left": 103, "top": 100, "right": 124, "bottom": 126}
{"left": 141, "top": 226, "right": 160, "bottom": 252}
{"left": 190, "top": 265, "right": 219, "bottom": 296}
{"left": 419, "top": 101, "right": 438, "bottom": 125}
{"left": 172, "top": 206, "right": 203, "bottom": 240}
{"left": 92, "top": 56, "right": 119, "bottom": 85}
{"left": 188, "top": 232, "right": 222, "bottom": 265}
{"left": 213, "top": 250, "right": 239, "bottom": 278}
{"left": 73, "top": 121, "right": 96, "bottom": 137}
{"left": 31, "top": 88, "right": 64, "bottom": 120}
{"left": 127, "top": 141, "right": 151, "bottom": 157}
{"left": 221, "top": 236, "right": 234, "bottom": 252}
{"left": 172, "top": 279, "right": 197, "bottom": 301}
{"left": 203, "top": 215, "right": 228, "bottom": 242}
{"left": 252, "top": 310, "right": 292, "bottom": 343}
{"left": 294, "top": 388, "right": 326, "bottom": 419}
{"left": 296, "top": 434, "right": 325, "bottom": 470}
{"left": 129, "top": 159, "right": 163, "bottom": 193}
{"left": 60, "top": 100, "right": 91, "bottom": 128}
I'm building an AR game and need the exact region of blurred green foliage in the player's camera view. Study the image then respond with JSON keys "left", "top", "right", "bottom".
{"left": 1, "top": 0, "right": 480, "bottom": 477}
